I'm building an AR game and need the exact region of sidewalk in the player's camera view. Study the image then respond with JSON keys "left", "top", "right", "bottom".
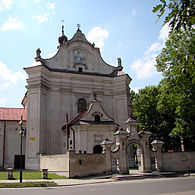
{"left": 0, "top": 171, "right": 195, "bottom": 187}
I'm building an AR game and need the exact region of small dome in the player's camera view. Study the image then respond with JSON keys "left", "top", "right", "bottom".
{"left": 58, "top": 34, "right": 67, "bottom": 45}
{"left": 58, "top": 23, "right": 68, "bottom": 45}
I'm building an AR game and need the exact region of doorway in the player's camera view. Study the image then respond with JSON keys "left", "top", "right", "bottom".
{"left": 128, "top": 143, "right": 143, "bottom": 173}
{"left": 93, "top": 145, "right": 103, "bottom": 154}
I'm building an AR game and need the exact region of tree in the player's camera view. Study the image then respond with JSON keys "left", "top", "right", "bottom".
{"left": 132, "top": 86, "right": 159, "bottom": 132}
{"left": 132, "top": 86, "right": 181, "bottom": 151}
{"left": 131, "top": 0, "right": 195, "bottom": 151}
{"left": 155, "top": 29, "right": 195, "bottom": 150}
{"left": 156, "top": 29, "right": 195, "bottom": 82}
{"left": 152, "top": 0, "right": 195, "bottom": 150}
{"left": 153, "top": 0, "right": 195, "bottom": 33}
{"left": 157, "top": 79, "right": 183, "bottom": 151}
{"left": 130, "top": 89, "right": 136, "bottom": 103}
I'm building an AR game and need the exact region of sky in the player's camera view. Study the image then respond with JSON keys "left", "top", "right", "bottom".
{"left": 0, "top": 0, "right": 170, "bottom": 108}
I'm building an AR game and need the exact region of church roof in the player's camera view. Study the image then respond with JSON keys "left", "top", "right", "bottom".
{"left": 70, "top": 110, "right": 88, "bottom": 124}
{"left": 0, "top": 108, "right": 27, "bottom": 121}
{"left": 38, "top": 63, "right": 127, "bottom": 78}
{"left": 67, "top": 28, "right": 94, "bottom": 46}
{"left": 62, "top": 110, "right": 88, "bottom": 130}
{"left": 62, "top": 99, "right": 118, "bottom": 130}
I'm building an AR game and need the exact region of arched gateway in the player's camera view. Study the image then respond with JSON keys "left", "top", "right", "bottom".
{"left": 102, "top": 117, "right": 154, "bottom": 174}
{"left": 127, "top": 140, "right": 144, "bottom": 172}
{"left": 125, "top": 117, "right": 152, "bottom": 173}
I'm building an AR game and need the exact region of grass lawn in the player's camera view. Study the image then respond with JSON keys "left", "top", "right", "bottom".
{"left": 0, "top": 182, "right": 57, "bottom": 188}
{"left": 0, "top": 171, "right": 68, "bottom": 180}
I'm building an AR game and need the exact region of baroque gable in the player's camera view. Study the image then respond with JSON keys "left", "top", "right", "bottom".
{"left": 31, "top": 28, "right": 119, "bottom": 75}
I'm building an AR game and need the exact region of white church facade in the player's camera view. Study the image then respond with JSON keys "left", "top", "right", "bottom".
{"left": 0, "top": 26, "right": 131, "bottom": 170}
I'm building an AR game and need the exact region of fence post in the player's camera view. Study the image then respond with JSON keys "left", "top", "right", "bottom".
{"left": 42, "top": 169, "right": 48, "bottom": 179}
{"left": 7, "top": 168, "right": 14, "bottom": 180}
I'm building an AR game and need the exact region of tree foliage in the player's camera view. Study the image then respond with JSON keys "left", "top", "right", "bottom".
{"left": 132, "top": 86, "right": 181, "bottom": 151}
{"left": 132, "top": 0, "right": 195, "bottom": 151}
{"left": 133, "top": 29, "right": 195, "bottom": 150}
{"left": 153, "top": 0, "right": 195, "bottom": 33}
{"left": 156, "top": 29, "right": 195, "bottom": 150}
{"left": 156, "top": 28, "right": 195, "bottom": 82}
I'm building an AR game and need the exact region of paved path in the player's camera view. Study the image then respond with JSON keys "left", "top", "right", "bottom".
{"left": 1, "top": 177, "right": 195, "bottom": 195}
{"left": 0, "top": 172, "right": 194, "bottom": 187}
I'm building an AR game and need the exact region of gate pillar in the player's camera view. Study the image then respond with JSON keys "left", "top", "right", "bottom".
{"left": 139, "top": 129, "right": 152, "bottom": 172}
{"left": 114, "top": 128, "right": 129, "bottom": 174}
{"left": 101, "top": 138, "right": 114, "bottom": 175}
{"left": 151, "top": 139, "right": 164, "bottom": 171}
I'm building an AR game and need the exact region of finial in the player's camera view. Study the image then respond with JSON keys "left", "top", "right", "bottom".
{"left": 117, "top": 57, "right": 121, "bottom": 67}
{"left": 58, "top": 20, "right": 68, "bottom": 45}
{"left": 77, "top": 23, "right": 81, "bottom": 30}
{"left": 35, "top": 48, "right": 41, "bottom": 60}
{"left": 93, "top": 92, "right": 97, "bottom": 100}
{"left": 61, "top": 20, "right": 64, "bottom": 35}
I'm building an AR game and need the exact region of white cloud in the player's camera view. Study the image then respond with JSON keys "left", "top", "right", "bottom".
{"left": 0, "top": 61, "right": 26, "bottom": 90}
{"left": 132, "top": 9, "right": 136, "bottom": 15}
{"left": 0, "top": 82, "right": 9, "bottom": 90}
{"left": 47, "top": 2, "right": 55, "bottom": 10}
{"left": 32, "top": 13, "right": 50, "bottom": 24}
{"left": 158, "top": 23, "right": 170, "bottom": 44}
{"left": 0, "top": 16, "right": 24, "bottom": 31}
{"left": 131, "top": 54, "right": 158, "bottom": 79}
{"left": 34, "top": 0, "right": 41, "bottom": 3}
{"left": 0, "top": 97, "right": 7, "bottom": 107}
{"left": 144, "top": 42, "right": 162, "bottom": 55}
{"left": 131, "top": 87, "right": 140, "bottom": 93}
{"left": 130, "top": 25, "right": 170, "bottom": 79}
{"left": 0, "top": 0, "right": 13, "bottom": 12}
{"left": 86, "top": 26, "right": 109, "bottom": 49}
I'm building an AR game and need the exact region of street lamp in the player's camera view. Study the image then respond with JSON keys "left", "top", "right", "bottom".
{"left": 19, "top": 115, "right": 25, "bottom": 183}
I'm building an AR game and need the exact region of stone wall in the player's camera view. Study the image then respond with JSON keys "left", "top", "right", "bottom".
{"left": 162, "top": 152, "right": 195, "bottom": 172}
{"left": 40, "top": 154, "right": 69, "bottom": 176}
{"left": 69, "top": 151, "right": 106, "bottom": 178}
{"left": 39, "top": 151, "right": 107, "bottom": 178}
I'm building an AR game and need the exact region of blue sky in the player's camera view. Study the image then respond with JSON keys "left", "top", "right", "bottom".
{"left": 0, "top": 0, "right": 169, "bottom": 108}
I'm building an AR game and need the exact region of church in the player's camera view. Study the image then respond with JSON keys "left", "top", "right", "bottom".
{"left": 0, "top": 25, "right": 131, "bottom": 170}
{"left": 1, "top": 25, "right": 193, "bottom": 176}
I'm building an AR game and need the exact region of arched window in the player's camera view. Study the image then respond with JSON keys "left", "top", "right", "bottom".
{"left": 78, "top": 98, "right": 87, "bottom": 113}
{"left": 94, "top": 114, "right": 100, "bottom": 122}
{"left": 78, "top": 67, "right": 83, "bottom": 72}
{"left": 93, "top": 145, "right": 103, "bottom": 154}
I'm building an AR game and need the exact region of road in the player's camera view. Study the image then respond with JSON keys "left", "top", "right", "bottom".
{"left": 0, "top": 176, "right": 195, "bottom": 195}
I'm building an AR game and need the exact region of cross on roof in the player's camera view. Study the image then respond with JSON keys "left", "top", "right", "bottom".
{"left": 77, "top": 23, "right": 81, "bottom": 30}
{"left": 61, "top": 20, "right": 64, "bottom": 35}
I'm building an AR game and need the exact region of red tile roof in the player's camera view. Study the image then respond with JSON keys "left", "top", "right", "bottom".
{"left": 70, "top": 110, "right": 88, "bottom": 124}
{"left": 62, "top": 110, "right": 88, "bottom": 130}
{"left": 0, "top": 108, "right": 27, "bottom": 121}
